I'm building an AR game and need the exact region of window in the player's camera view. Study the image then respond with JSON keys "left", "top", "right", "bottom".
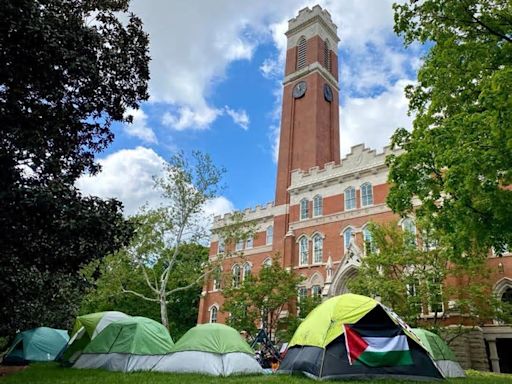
{"left": 232, "top": 264, "right": 241, "bottom": 288}
{"left": 243, "top": 263, "right": 252, "bottom": 280}
{"left": 361, "top": 182, "right": 373, "bottom": 206}
{"left": 323, "top": 39, "right": 331, "bottom": 71}
{"left": 313, "top": 195, "right": 323, "bottom": 217}
{"left": 362, "top": 226, "right": 376, "bottom": 255}
{"left": 266, "top": 226, "right": 273, "bottom": 245}
{"left": 210, "top": 306, "right": 218, "bottom": 323}
{"left": 245, "top": 236, "right": 253, "bottom": 249}
{"left": 299, "top": 237, "right": 308, "bottom": 266}
{"left": 263, "top": 257, "right": 272, "bottom": 268}
{"left": 502, "top": 288, "right": 512, "bottom": 304}
{"left": 217, "top": 239, "right": 225, "bottom": 254}
{"left": 300, "top": 198, "right": 309, "bottom": 220}
{"left": 406, "top": 278, "right": 422, "bottom": 315}
{"left": 343, "top": 227, "right": 353, "bottom": 253}
{"left": 428, "top": 277, "right": 444, "bottom": 315}
{"left": 213, "top": 268, "right": 221, "bottom": 291}
{"left": 344, "top": 186, "right": 356, "bottom": 210}
{"left": 312, "top": 285, "right": 322, "bottom": 297}
{"left": 298, "top": 286, "right": 307, "bottom": 301}
{"left": 402, "top": 218, "right": 417, "bottom": 246}
{"left": 235, "top": 239, "right": 243, "bottom": 252}
{"left": 296, "top": 36, "right": 307, "bottom": 70}
{"left": 313, "top": 234, "right": 323, "bottom": 263}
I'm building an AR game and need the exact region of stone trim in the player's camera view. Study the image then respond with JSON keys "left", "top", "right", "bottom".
{"left": 283, "top": 62, "right": 339, "bottom": 90}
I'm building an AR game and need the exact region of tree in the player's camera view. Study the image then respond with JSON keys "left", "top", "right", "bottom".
{"left": 349, "top": 222, "right": 508, "bottom": 329}
{"left": 81, "top": 242, "right": 208, "bottom": 339}
{"left": 119, "top": 151, "right": 224, "bottom": 329}
{"left": 0, "top": 0, "right": 149, "bottom": 338}
{"left": 387, "top": 0, "right": 512, "bottom": 259}
{"left": 223, "top": 255, "right": 304, "bottom": 341}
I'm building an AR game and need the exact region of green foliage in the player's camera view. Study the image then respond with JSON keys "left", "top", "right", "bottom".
{"left": 388, "top": 0, "right": 512, "bottom": 259}
{"left": 277, "top": 295, "right": 322, "bottom": 342}
{"left": 82, "top": 240, "right": 208, "bottom": 340}
{"left": 349, "top": 222, "right": 505, "bottom": 327}
{"left": 223, "top": 255, "right": 304, "bottom": 341}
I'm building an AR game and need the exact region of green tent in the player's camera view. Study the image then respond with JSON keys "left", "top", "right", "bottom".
{"left": 152, "top": 323, "right": 262, "bottom": 376}
{"left": 279, "top": 294, "right": 444, "bottom": 380}
{"left": 60, "top": 310, "right": 129, "bottom": 365}
{"left": 412, "top": 328, "right": 465, "bottom": 378}
{"left": 4, "top": 327, "right": 69, "bottom": 365}
{"left": 73, "top": 316, "right": 174, "bottom": 372}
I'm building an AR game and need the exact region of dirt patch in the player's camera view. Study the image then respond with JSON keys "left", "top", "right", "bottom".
{"left": 0, "top": 365, "right": 27, "bottom": 377}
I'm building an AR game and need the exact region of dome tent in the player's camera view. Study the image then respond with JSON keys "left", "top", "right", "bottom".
{"left": 412, "top": 328, "right": 465, "bottom": 378}
{"left": 152, "top": 323, "right": 263, "bottom": 376}
{"left": 73, "top": 317, "right": 174, "bottom": 372}
{"left": 279, "top": 294, "right": 443, "bottom": 380}
{"left": 4, "top": 327, "right": 69, "bottom": 365}
{"left": 60, "top": 310, "right": 130, "bottom": 365}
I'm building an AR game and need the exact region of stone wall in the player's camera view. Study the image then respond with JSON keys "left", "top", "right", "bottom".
{"left": 442, "top": 328, "right": 489, "bottom": 371}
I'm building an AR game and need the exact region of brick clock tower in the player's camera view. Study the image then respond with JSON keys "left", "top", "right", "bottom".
{"left": 274, "top": 6, "right": 340, "bottom": 266}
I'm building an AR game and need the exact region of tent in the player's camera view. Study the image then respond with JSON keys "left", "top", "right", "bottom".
{"left": 412, "top": 328, "right": 465, "bottom": 378}
{"left": 60, "top": 310, "right": 130, "bottom": 365}
{"left": 279, "top": 294, "right": 444, "bottom": 381}
{"left": 73, "top": 316, "right": 174, "bottom": 372}
{"left": 3, "top": 327, "right": 69, "bottom": 365}
{"left": 152, "top": 323, "right": 263, "bottom": 376}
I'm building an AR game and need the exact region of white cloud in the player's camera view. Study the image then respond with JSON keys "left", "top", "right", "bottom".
{"left": 224, "top": 106, "right": 250, "bottom": 130}
{"left": 162, "top": 106, "right": 221, "bottom": 131}
{"left": 123, "top": 107, "right": 157, "bottom": 143}
{"left": 340, "top": 79, "right": 414, "bottom": 156}
{"left": 76, "top": 147, "right": 235, "bottom": 219}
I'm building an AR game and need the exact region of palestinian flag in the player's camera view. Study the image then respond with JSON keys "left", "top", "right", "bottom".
{"left": 343, "top": 324, "right": 413, "bottom": 367}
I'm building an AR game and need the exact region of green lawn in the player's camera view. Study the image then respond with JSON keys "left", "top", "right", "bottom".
{"left": 2, "top": 364, "right": 512, "bottom": 383}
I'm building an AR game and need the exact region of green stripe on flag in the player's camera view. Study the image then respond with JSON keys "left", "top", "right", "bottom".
{"left": 355, "top": 350, "right": 413, "bottom": 367}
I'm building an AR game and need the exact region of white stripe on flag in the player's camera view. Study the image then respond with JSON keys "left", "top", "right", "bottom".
{"left": 364, "top": 335, "right": 409, "bottom": 353}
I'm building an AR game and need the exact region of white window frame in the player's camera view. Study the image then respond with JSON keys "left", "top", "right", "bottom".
{"left": 297, "top": 286, "right": 307, "bottom": 302}
{"left": 313, "top": 195, "right": 323, "bottom": 217}
{"left": 243, "top": 262, "right": 252, "bottom": 281}
{"left": 262, "top": 257, "right": 272, "bottom": 268}
{"left": 362, "top": 226, "right": 375, "bottom": 255}
{"left": 266, "top": 226, "right": 273, "bottom": 245}
{"left": 209, "top": 305, "right": 219, "bottom": 323}
{"left": 343, "top": 227, "right": 353, "bottom": 254}
{"left": 361, "top": 182, "right": 373, "bottom": 207}
{"left": 235, "top": 239, "right": 244, "bottom": 252}
{"left": 300, "top": 198, "right": 309, "bottom": 220}
{"left": 217, "top": 238, "right": 225, "bottom": 254}
{"left": 311, "top": 285, "right": 322, "bottom": 297}
{"left": 401, "top": 218, "right": 417, "bottom": 246}
{"left": 232, "top": 264, "right": 241, "bottom": 288}
{"left": 299, "top": 236, "right": 309, "bottom": 266}
{"left": 313, "top": 234, "right": 323, "bottom": 264}
{"left": 344, "top": 186, "right": 356, "bottom": 210}
{"left": 212, "top": 268, "right": 222, "bottom": 291}
{"left": 245, "top": 236, "right": 253, "bottom": 249}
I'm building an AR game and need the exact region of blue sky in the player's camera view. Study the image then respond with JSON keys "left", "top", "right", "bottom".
{"left": 77, "top": 0, "right": 425, "bottom": 218}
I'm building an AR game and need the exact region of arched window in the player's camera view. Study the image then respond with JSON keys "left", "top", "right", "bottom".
{"left": 263, "top": 257, "right": 272, "bottom": 268}
{"left": 217, "top": 238, "right": 225, "bottom": 254}
{"left": 296, "top": 36, "right": 307, "bottom": 70}
{"left": 300, "top": 198, "right": 309, "bottom": 220}
{"left": 266, "top": 226, "right": 273, "bottom": 245}
{"left": 362, "top": 226, "right": 375, "bottom": 255}
{"left": 401, "top": 218, "right": 417, "bottom": 246}
{"left": 361, "top": 182, "right": 373, "bottom": 206}
{"left": 502, "top": 288, "right": 512, "bottom": 304}
{"left": 343, "top": 227, "right": 353, "bottom": 253}
{"left": 313, "top": 195, "right": 323, "bottom": 217}
{"left": 232, "top": 264, "right": 241, "bottom": 288}
{"left": 344, "top": 186, "right": 356, "bottom": 210}
{"left": 243, "top": 263, "right": 252, "bottom": 280}
{"left": 323, "top": 39, "right": 331, "bottom": 71}
{"left": 210, "top": 305, "right": 218, "bottom": 323}
{"left": 313, "top": 234, "right": 323, "bottom": 263}
{"left": 299, "top": 236, "right": 309, "bottom": 266}
{"left": 213, "top": 267, "right": 222, "bottom": 291}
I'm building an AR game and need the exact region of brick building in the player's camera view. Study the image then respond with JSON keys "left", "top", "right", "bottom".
{"left": 196, "top": 5, "right": 512, "bottom": 373}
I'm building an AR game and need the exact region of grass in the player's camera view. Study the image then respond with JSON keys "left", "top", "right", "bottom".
{"left": 2, "top": 364, "right": 512, "bottom": 383}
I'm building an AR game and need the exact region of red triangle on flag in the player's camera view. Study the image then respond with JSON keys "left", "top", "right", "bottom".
{"left": 343, "top": 324, "right": 369, "bottom": 365}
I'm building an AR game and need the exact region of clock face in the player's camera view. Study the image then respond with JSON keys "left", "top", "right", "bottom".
{"left": 293, "top": 81, "right": 307, "bottom": 99}
{"left": 324, "top": 83, "right": 333, "bottom": 102}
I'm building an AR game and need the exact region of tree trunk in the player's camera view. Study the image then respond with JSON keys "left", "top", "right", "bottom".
{"left": 160, "top": 294, "right": 169, "bottom": 329}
